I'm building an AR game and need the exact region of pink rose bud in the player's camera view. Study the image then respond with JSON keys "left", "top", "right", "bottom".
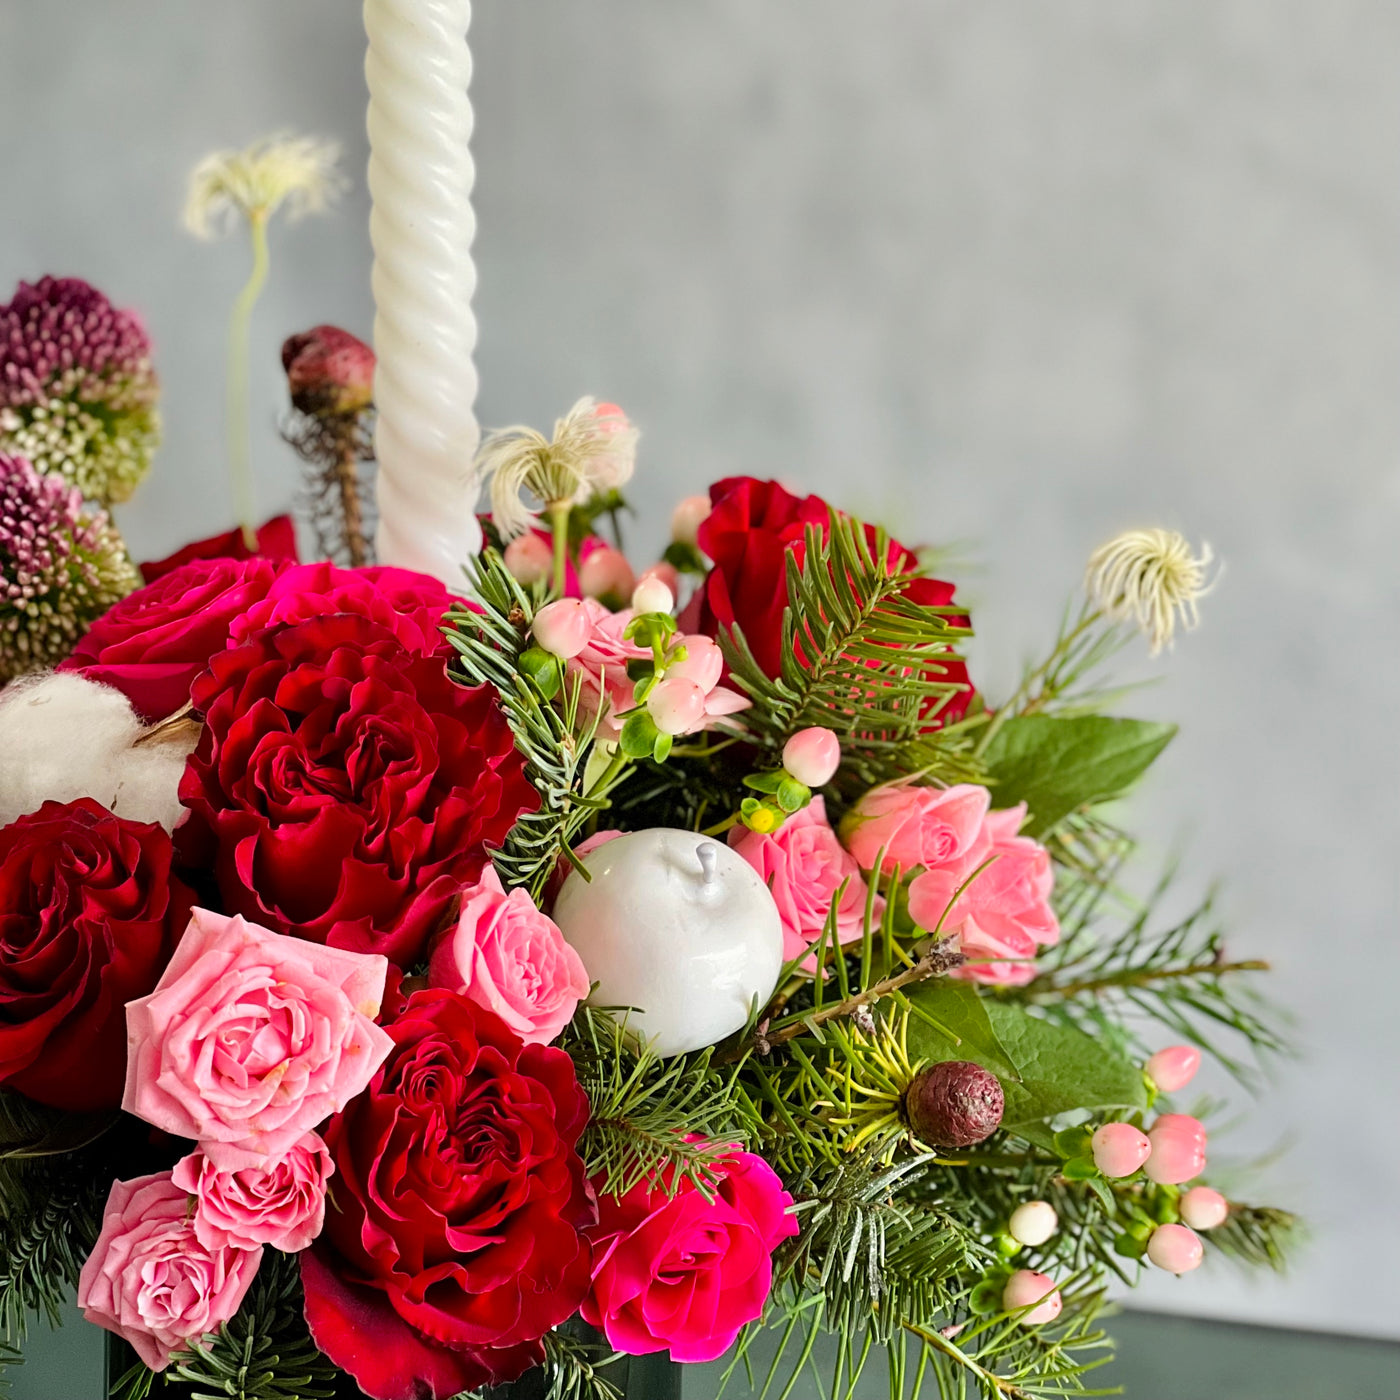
{"left": 1146, "top": 1222, "right": 1204, "bottom": 1274}
{"left": 1178, "top": 1186, "right": 1229, "bottom": 1231}
{"left": 1002, "top": 1269, "right": 1062, "bottom": 1325}
{"left": 631, "top": 575, "right": 675, "bottom": 616}
{"left": 578, "top": 543, "right": 636, "bottom": 603}
{"left": 671, "top": 493, "right": 711, "bottom": 546}
{"left": 1146, "top": 1044, "right": 1202, "bottom": 1093}
{"left": 1144, "top": 1114, "right": 1208, "bottom": 1185}
{"left": 782, "top": 727, "right": 841, "bottom": 787}
{"left": 639, "top": 561, "right": 681, "bottom": 595}
{"left": 1091, "top": 1121, "right": 1152, "bottom": 1178}
{"left": 647, "top": 676, "right": 708, "bottom": 736}
{"left": 504, "top": 532, "right": 553, "bottom": 585}
{"left": 532, "top": 598, "right": 594, "bottom": 660}
{"left": 281, "top": 324, "right": 375, "bottom": 417}
{"left": 1008, "top": 1200, "right": 1058, "bottom": 1247}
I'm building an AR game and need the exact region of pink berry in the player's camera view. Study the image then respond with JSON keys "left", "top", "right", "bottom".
{"left": 1144, "top": 1114, "right": 1208, "bottom": 1186}
{"left": 1008, "top": 1201, "right": 1058, "bottom": 1247}
{"left": 1145, "top": 1045, "right": 1202, "bottom": 1094}
{"left": 503, "top": 532, "right": 553, "bottom": 585}
{"left": 592, "top": 401, "right": 631, "bottom": 433}
{"left": 1002, "top": 1270, "right": 1062, "bottom": 1325}
{"left": 1091, "top": 1122, "right": 1152, "bottom": 1179}
{"left": 1178, "top": 1186, "right": 1229, "bottom": 1231}
{"left": 631, "top": 576, "right": 675, "bottom": 616}
{"left": 666, "top": 634, "right": 723, "bottom": 692}
{"left": 670, "top": 494, "right": 711, "bottom": 546}
{"left": 1146, "top": 1223, "right": 1204, "bottom": 1274}
{"left": 578, "top": 543, "right": 635, "bottom": 603}
{"left": 647, "top": 677, "right": 707, "bottom": 736}
{"left": 532, "top": 599, "right": 593, "bottom": 660}
{"left": 782, "top": 727, "right": 842, "bottom": 788}
{"left": 639, "top": 561, "right": 681, "bottom": 595}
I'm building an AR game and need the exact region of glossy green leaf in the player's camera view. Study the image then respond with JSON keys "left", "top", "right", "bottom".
{"left": 903, "top": 980, "right": 1018, "bottom": 1080}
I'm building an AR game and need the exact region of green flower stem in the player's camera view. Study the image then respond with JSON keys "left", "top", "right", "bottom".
{"left": 1035, "top": 957, "right": 1271, "bottom": 1001}
{"left": 227, "top": 211, "right": 270, "bottom": 552}
{"left": 548, "top": 500, "right": 572, "bottom": 598}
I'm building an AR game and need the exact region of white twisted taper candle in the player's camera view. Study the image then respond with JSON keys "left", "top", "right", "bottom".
{"left": 364, "top": 0, "right": 484, "bottom": 589}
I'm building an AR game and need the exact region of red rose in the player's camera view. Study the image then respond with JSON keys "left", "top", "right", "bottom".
{"left": 301, "top": 989, "right": 594, "bottom": 1400}
{"left": 0, "top": 798, "right": 192, "bottom": 1110}
{"left": 139, "top": 514, "right": 299, "bottom": 584}
{"left": 59, "top": 557, "right": 284, "bottom": 722}
{"left": 689, "top": 476, "right": 974, "bottom": 726}
{"left": 177, "top": 610, "right": 536, "bottom": 966}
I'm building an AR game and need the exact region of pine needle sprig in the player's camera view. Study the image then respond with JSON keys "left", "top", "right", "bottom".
{"left": 1208, "top": 1202, "right": 1298, "bottom": 1272}
{"left": 720, "top": 513, "right": 977, "bottom": 792}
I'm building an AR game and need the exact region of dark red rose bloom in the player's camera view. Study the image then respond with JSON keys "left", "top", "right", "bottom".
{"left": 139, "top": 514, "right": 299, "bottom": 584}
{"left": 0, "top": 798, "right": 192, "bottom": 1110}
{"left": 302, "top": 989, "right": 595, "bottom": 1400}
{"left": 177, "top": 611, "right": 536, "bottom": 966}
{"left": 59, "top": 557, "right": 285, "bottom": 722}
{"left": 688, "top": 476, "right": 974, "bottom": 727}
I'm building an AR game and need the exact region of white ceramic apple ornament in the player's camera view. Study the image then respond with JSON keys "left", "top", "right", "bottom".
{"left": 552, "top": 828, "right": 784, "bottom": 1057}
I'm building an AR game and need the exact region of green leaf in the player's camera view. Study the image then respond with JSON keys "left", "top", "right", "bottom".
{"left": 619, "top": 709, "right": 659, "bottom": 759}
{"left": 905, "top": 995, "right": 1147, "bottom": 1129}
{"left": 903, "top": 981, "right": 1018, "bottom": 1081}
{"left": 982, "top": 713, "right": 1177, "bottom": 836}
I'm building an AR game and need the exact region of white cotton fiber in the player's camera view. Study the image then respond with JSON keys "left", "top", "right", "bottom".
{"left": 0, "top": 673, "right": 195, "bottom": 832}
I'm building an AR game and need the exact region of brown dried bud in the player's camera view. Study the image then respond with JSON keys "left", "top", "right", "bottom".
{"left": 904, "top": 1061, "right": 1004, "bottom": 1149}
{"left": 282, "top": 324, "right": 375, "bottom": 418}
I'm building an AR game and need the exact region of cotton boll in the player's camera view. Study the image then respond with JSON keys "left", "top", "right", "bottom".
{"left": 0, "top": 673, "right": 194, "bottom": 831}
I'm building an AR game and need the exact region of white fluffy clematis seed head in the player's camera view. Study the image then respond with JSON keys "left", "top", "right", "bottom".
{"left": 1085, "top": 528, "right": 1216, "bottom": 655}
{"left": 475, "top": 397, "right": 639, "bottom": 540}
{"left": 183, "top": 133, "right": 345, "bottom": 238}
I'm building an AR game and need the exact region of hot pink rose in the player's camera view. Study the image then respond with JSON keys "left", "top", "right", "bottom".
{"left": 173, "top": 1133, "right": 335, "bottom": 1253}
{"left": 729, "top": 798, "right": 878, "bottom": 968}
{"left": 906, "top": 805, "right": 1059, "bottom": 986}
{"left": 228, "top": 562, "right": 455, "bottom": 656}
{"left": 123, "top": 908, "right": 394, "bottom": 1164}
{"left": 581, "top": 1146, "right": 798, "bottom": 1363}
{"left": 77, "top": 1171, "right": 262, "bottom": 1371}
{"left": 427, "top": 865, "right": 590, "bottom": 1045}
{"left": 841, "top": 782, "right": 991, "bottom": 875}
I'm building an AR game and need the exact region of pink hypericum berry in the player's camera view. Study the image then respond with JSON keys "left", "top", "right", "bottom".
{"left": 578, "top": 544, "right": 635, "bottom": 603}
{"left": 1008, "top": 1201, "right": 1058, "bottom": 1248}
{"left": 667, "top": 634, "right": 724, "bottom": 692}
{"left": 1002, "top": 1270, "right": 1062, "bottom": 1324}
{"left": 1144, "top": 1114, "right": 1208, "bottom": 1186}
{"left": 1146, "top": 1223, "right": 1204, "bottom": 1274}
{"left": 670, "top": 494, "right": 711, "bottom": 546}
{"left": 640, "top": 560, "right": 681, "bottom": 595}
{"left": 1178, "top": 1186, "right": 1229, "bottom": 1231}
{"left": 1091, "top": 1122, "right": 1152, "bottom": 1179}
{"left": 631, "top": 575, "right": 675, "bottom": 616}
{"left": 647, "top": 676, "right": 707, "bottom": 736}
{"left": 1146, "top": 1045, "right": 1202, "bottom": 1094}
{"left": 532, "top": 598, "right": 594, "bottom": 660}
{"left": 504, "top": 532, "right": 553, "bottom": 585}
{"left": 782, "top": 727, "right": 842, "bottom": 788}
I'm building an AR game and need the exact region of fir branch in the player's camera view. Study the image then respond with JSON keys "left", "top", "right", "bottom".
{"left": 1209, "top": 1202, "right": 1298, "bottom": 1272}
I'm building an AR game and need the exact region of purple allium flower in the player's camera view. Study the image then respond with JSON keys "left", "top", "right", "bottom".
{"left": 0, "top": 276, "right": 161, "bottom": 504}
{"left": 0, "top": 451, "right": 138, "bottom": 680}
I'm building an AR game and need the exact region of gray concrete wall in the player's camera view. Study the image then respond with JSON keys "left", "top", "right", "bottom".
{"left": 1, "top": 0, "right": 1395, "bottom": 1339}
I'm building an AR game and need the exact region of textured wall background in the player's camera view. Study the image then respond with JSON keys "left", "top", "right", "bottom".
{"left": 1, "top": 0, "right": 1395, "bottom": 1339}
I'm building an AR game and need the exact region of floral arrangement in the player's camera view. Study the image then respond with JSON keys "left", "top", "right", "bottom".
{"left": 0, "top": 258, "right": 1292, "bottom": 1399}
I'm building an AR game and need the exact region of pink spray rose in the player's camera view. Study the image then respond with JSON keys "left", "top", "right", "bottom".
{"left": 729, "top": 798, "right": 877, "bottom": 968}
{"left": 77, "top": 1171, "right": 262, "bottom": 1371}
{"left": 906, "top": 804, "right": 1059, "bottom": 987}
{"left": 123, "top": 908, "right": 394, "bottom": 1165}
{"left": 173, "top": 1133, "right": 335, "bottom": 1253}
{"left": 582, "top": 1146, "right": 798, "bottom": 1363}
{"left": 427, "top": 864, "right": 590, "bottom": 1046}
{"left": 841, "top": 782, "right": 991, "bottom": 875}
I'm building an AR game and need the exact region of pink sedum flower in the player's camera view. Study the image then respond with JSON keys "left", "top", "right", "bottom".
{"left": 906, "top": 804, "right": 1059, "bottom": 987}
{"left": 428, "top": 864, "right": 590, "bottom": 1046}
{"left": 842, "top": 782, "right": 991, "bottom": 875}
{"left": 729, "top": 798, "right": 878, "bottom": 969}
{"left": 173, "top": 1134, "right": 334, "bottom": 1253}
{"left": 122, "top": 908, "right": 394, "bottom": 1166}
{"left": 77, "top": 1171, "right": 262, "bottom": 1371}
{"left": 582, "top": 1146, "right": 798, "bottom": 1363}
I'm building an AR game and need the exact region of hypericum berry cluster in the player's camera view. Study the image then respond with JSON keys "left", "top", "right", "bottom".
{"left": 0, "top": 276, "right": 161, "bottom": 504}
{"left": 0, "top": 453, "right": 139, "bottom": 680}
